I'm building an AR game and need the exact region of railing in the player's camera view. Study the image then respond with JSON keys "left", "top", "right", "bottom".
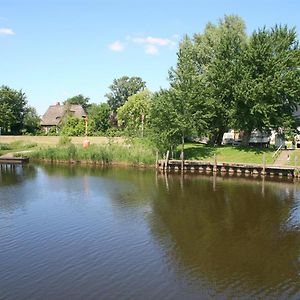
{"left": 272, "top": 144, "right": 284, "bottom": 162}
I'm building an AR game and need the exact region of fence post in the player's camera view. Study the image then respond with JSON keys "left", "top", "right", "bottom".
{"left": 262, "top": 153, "right": 266, "bottom": 175}
{"left": 165, "top": 150, "right": 169, "bottom": 173}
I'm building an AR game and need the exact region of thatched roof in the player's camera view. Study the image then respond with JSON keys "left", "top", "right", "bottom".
{"left": 41, "top": 103, "right": 87, "bottom": 126}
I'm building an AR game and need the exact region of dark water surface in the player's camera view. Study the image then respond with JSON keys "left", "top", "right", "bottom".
{"left": 1, "top": 164, "right": 300, "bottom": 299}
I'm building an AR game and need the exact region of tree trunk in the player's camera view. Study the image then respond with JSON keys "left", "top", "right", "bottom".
{"left": 241, "top": 130, "right": 252, "bottom": 146}
{"left": 181, "top": 133, "right": 184, "bottom": 173}
{"left": 208, "top": 128, "right": 225, "bottom": 146}
{"left": 208, "top": 132, "right": 218, "bottom": 146}
{"left": 216, "top": 129, "right": 225, "bottom": 146}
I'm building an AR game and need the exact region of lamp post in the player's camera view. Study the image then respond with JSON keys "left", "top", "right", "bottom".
{"left": 141, "top": 113, "right": 144, "bottom": 138}
{"left": 83, "top": 116, "right": 90, "bottom": 148}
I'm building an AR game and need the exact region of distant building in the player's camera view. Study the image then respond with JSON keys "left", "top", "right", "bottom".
{"left": 40, "top": 102, "right": 87, "bottom": 133}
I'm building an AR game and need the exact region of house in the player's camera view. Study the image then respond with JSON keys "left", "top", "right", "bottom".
{"left": 222, "top": 129, "right": 271, "bottom": 147}
{"left": 41, "top": 102, "right": 87, "bottom": 133}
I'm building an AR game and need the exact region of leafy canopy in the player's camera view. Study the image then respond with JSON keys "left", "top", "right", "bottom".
{"left": 105, "top": 76, "right": 146, "bottom": 112}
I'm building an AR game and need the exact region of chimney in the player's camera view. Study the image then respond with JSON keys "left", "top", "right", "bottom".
{"left": 56, "top": 102, "right": 60, "bottom": 106}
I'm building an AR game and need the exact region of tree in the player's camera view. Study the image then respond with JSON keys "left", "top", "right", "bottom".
{"left": 63, "top": 94, "right": 90, "bottom": 111}
{"left": 233, "top": 25, "right": 300, "bottom": 145}
{"left": 193, "top": 15, "right": 247, "bottom": 145}
{"left": 105, "top": 76, "right": 146, "bottom": 113}
{"left": 149, "top": 37, "right": 212, "bottom": 154}
{"left": 0, "top": 85, "right": 27, "bottom": 134}
{"left": 60, "top": 116, "right": 95, "bottom": 136}
{"left": 117, "top": 90, "right": 151, "bottom": 137}
{"left": 22, "top": 106, "right": 41, "bottom": 135}
{"left": 87, "top": 103, "right": 111, "bottom": 133}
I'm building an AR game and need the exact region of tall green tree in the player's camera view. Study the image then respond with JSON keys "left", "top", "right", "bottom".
{"left": 117, "top": 90, "right": 151, "bottom": 137}
{"left": 63, "top": 94, "right": 90, "bottom": 111}
{"left": 150, "top": 37, "right": 212, "bottom": 154}
{"left": 87, "top": 103, "right": 111, "bottom": 133}
{"left": 233, "top": 25, "right": 300, "bottom": 145}
{"left": 0, "top": 85, "right": 27, "bottom": 134}
{"left": 22, "top": 106, "right": 41, "bottom": 134}
{"left": 194, "top": 15, "right": 247, "bottom": 144}
{"left": 105, "top": 76, "right": 146, "bottom": 113}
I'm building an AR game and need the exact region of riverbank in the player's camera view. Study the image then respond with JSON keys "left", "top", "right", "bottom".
{"left": 27, "top": 142, "right": 156, "bottom": 166}
{"left": 0, "top": 136, "right": 287, "bottom": 167}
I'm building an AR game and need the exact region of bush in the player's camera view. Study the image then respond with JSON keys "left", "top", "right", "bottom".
{"left": 29, "top": 138, "right": 157, "bottom": 165}
{"left": 58, "top": 136, "right": 72, "bottom": 146}
{"left": 0, "top": 143, "right": 12, "bottom": 150}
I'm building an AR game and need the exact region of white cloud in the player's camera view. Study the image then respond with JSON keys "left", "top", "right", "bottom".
{"left": 110, "top": 34, "right": 178, "bottom": 54}
{"left": 130, "top": 36, "right": 176, "bottom": 47}
{"left": 0, "top": 28, "right": 15, "bottom": 35}
{"left": 108, "top": 40, "right": 125, "bottom": 52}
{"left": 145, "top": 45, "right": 159, "bottom": 55}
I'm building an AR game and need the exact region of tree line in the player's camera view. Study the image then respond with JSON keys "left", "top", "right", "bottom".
{"left": 1, "top": 15, "right": 300, "bottom": 155}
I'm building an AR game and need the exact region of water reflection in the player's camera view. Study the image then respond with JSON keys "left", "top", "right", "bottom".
{"left": 151, "top": 174, "right": 300, "bottom": 298}
{"left": 1, "top": 164, "right": 300, "bottom": 299}
{"left": 0, "top": 164, "right": 36, "bottom": 187}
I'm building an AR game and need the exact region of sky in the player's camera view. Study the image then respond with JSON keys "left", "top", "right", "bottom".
{"left": 1, "top": 0, "right": 300, "bottom": 115}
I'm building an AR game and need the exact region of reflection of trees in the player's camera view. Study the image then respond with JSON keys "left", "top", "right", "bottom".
{"left": 40, "top": 164, "right": 157, "bottom": 207}
{"left": 150, "top": 175, "right": 300, "bottom": 298}
{"left": 0, "top": 164, "right": 36, "bottom": 186}
{"left": 0, "top": 164, "right": 37, "bottom": 212}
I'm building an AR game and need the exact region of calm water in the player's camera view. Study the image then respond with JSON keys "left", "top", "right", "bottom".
{"left": 1, "top": 165, "right": 300, "bottom": 299}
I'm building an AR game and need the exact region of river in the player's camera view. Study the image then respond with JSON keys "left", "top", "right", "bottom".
{"left": 1, "top": 164, "right": 300, "bottom": 299}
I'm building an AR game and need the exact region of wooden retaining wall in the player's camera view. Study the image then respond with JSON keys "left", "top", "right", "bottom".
{"left": 158, "top": 159, "right": 297, "bottom": 178}
{"left": 0, "top": 157, "right": 29, "bottom": 165}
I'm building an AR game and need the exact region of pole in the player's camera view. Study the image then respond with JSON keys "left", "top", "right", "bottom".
{"left": 262, "top": 153, "right": 266, "bottom": 175}
{"left": 141, "top": 114, "right": 144, "bottom": 138}
{"left": 213, "top": 154, "right": 217, "bottom": 172}
{"left": 181, "top": 134, "right": 184, "bottom": 174}
{"left": 85, "top": 117, "right": 88, "bottom": 137}
{"left": 165, "top": 150, "right": 170, "bottom": 173}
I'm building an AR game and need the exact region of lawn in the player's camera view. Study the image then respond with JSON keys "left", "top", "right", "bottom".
{"left": 179, "top": 143, "right": 276, "bottom": 165}
{"left": 0, "top": 137, "right": 277, "bottom": 165}
{"left": 0, "top": 140, "right": 39, "bottom": 156}
{"left": 286, "top": 150, "right": 300, "bottom": 167}
{"left": 0, "top": 135, "right": 124, "bottom": 146}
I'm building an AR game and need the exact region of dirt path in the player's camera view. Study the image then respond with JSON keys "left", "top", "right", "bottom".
{"left": 274, "top": 150, "right": 292, "bottom": 166}
{"left": 0, "top": 150, "right": 33, "bottom": 158}
{"left": 0, "top": 136, "right": 124, "bottom": 145}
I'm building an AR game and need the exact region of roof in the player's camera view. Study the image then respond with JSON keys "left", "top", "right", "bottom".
{"left": 41, "top": 103, "right": 87, "bottom": 126}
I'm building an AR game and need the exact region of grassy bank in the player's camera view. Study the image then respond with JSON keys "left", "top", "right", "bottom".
{"left": 0, "top": 141, "right": 38, "bottom": 156}
{"left": 0, "top": 135, "right": 123, "bottom": 146}
{"left": 1, "top": 136, "right": 278, "bottom": 166}
{"left": 179, "top": 143, "right": 276, "bottom": 164}
{"left": 28, "top": 141, "right": 156, "bottom": 166}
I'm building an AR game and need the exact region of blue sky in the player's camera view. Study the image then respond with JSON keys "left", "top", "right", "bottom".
{"left": 1, "top": 0, "right": 300, "bottom": 115}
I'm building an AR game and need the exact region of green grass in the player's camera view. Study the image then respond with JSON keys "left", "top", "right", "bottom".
{"left": 29, "top": 141, "right": 156, "bottom": 165}
{"left": 0, "top": 141, "right": 38, "bottom": 156}
{"left": 286, "top": 150, "right": 300, "bottom": 167}
{"left": 178, "top": 143, "right": 276, "bottom": 164}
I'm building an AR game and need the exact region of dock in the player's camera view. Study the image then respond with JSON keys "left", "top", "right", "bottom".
{"left": 0, "top": 157, "right": 29, "bottom": 165}
{"left": 158, "top": 159, "right": 297, "bottom": 178}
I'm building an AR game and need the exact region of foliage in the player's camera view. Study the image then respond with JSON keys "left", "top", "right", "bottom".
{"left": 232, "top": 25, "right": 300, "bottom": 144}
{"left": 63, "top": 94, "right": 90, "bottom": 111}
{"left": 193, "top": 15, "right": 247, "bottom": 144}
{"left": 22, "top": 106, "right": 41, "bottom": 135}
{"left": 149, "top": 37, "right": 213, "bottom": 153}
{"left": 46, "top": 126, "right": 59, "bottom": 136}
{"left": 105, "top": 76, "right": 146, "bottom": 112}
{"left": 58, "top": 136, "right": 72, "bottom": 146}
{"left": 87, "top": 103, "right": 111, "bottom": 133}
{"left": 29, "top": 140, "right": 156, "bottom": 165}
{"left": 60, "top": 116, "right": 85, "bottom": 136}
{"left": 0, "top": 85, "right": 27, "bottom": 134}
{"left": 117, "top": 90, "right": 152, "bottom": 136}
